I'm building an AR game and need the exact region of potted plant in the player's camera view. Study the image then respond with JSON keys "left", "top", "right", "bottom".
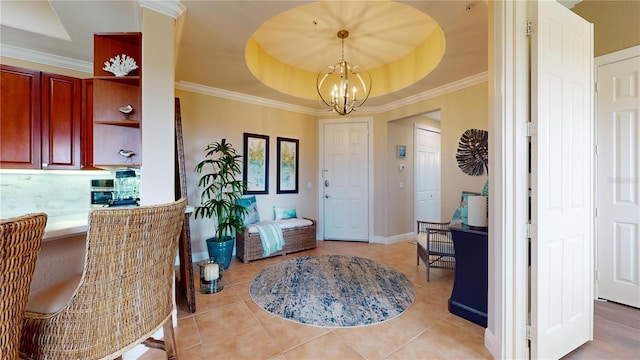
{"left": 194, "top": 139, "right": 248, "bottom": 269}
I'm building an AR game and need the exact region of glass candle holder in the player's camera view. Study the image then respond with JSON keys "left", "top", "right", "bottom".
{"left": 198, "top": 260, "right": 223, "bottom": 294}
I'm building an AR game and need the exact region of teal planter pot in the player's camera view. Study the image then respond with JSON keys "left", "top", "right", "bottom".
{"left": 206, "top": 236, "right": 234, "bottom": 270}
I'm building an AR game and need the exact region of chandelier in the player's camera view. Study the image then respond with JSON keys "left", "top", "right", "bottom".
{"left": 317, "top": 30, "right": 371, "bottom": 116}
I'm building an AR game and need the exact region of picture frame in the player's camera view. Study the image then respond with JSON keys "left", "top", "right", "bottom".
{"left": 277, "top": 137, "right": 299, "bottom": 194}
{"left": 397, "top": 145, "right": 406, "bottom": 158}
{"left": 243, "top": 133, "right": 269, "bottom": 194}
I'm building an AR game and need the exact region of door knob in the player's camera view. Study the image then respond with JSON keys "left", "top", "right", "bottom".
{"left": 325, "top": 195, "right": 331, "bottom": 198}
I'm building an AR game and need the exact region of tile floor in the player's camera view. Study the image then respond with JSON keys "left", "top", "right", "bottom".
{"left": 139, "top": 240, "right": 491, "bottom": 359}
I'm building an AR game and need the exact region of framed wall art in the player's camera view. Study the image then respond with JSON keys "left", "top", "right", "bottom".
{"left": 277, "top": 137, "right": 299, "bottom": 194}
{"left": 243, "top": 133, "right": 269, "bottom": 194}
{"left": 397, "top": 145, "right": 406, "bottom": 158}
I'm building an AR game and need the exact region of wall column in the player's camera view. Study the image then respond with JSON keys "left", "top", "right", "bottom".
{"left": 140, "top": 3, "right": 184, "bottom": 205}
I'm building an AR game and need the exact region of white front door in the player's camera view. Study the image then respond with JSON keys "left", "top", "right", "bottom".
{"left": 530, "top": 1, "right": 594, "bottom": 359}
{"left": 596, "top": 53, "right": 640, "bottom": 308}
{"left": 414, "top": 126, "right": 441, "bottom": 223}
{"left": 322, "top": 121, "right": 369, "bottom": 241}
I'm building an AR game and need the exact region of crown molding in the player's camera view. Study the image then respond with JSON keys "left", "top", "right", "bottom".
{"left": 0, "top": 41, "right": 487, "bottom": 116}
{"left": 595, "top": 45, "right": 639, "bottom": 66}
{"left": 0, "top": 44, "right": 92, "bottom": 74}
{"left": 177, "top": 72, "right": 489, "bottom": 117}
{"left": 363, "top": 72, "right": 489, "bottom": 114}
{"left": 175, "top": 81, "right": 319, "bottom": 116}
{"left": 139, "top": 0, "right": 186, "bottom": 19}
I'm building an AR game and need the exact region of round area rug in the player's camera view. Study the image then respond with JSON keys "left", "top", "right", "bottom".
{"left": 249, "top": 255, "right": 416, "bottom": 328}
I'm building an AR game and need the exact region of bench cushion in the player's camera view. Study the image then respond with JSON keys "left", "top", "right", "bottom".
{"left": 237, "top": 218, "right": 316, "bottom": 263}
{"left": 246, "top": 218, "right": 313, "bottom": 233}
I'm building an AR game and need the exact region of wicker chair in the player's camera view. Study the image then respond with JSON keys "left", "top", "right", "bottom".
{"left": 0, "top": 213, "right": 47, "bottom": 360}
{"left": 20, "top": 198, "right": 186, "bottom": 360}
{"left": 416, "top": 220, "right": 455, "bottom": 281}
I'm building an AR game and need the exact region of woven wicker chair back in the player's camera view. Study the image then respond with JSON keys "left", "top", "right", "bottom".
{"left": 0, "top": 213, "right": 47, "bottom": 360}
{"left": 21, "top": 198, "right": 186, "bottom": 360}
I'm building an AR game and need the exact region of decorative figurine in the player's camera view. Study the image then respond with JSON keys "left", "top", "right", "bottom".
{"left": 103, "top": 54, "right": 138, "bottom": 76}
{"left": 118, "top": 149, "right": 135, "bottom": 162}
{"left": 118, "top": 104, "right": 134, "bottom": 120}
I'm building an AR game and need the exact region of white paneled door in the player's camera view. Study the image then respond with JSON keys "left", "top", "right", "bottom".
{"left": 596, "top": 54, "right": 640, "bottom": 308}
{"left": 530, "top": 1, "right": 594, "bottom": 359}
{"left": 414, "top": 126, "right": 441, "bottom": 223}
{"left": 322, "top": 121, "right": 369, "bottom": 241}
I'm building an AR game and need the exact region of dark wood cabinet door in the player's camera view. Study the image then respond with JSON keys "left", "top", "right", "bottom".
{"left": 41, "top": 72, "right": 81, "bottom": 169}
{"left": 0, "top": 65, "right": 42, "bottom": 169}
{"left": 81, "top": 78, "right": 94, "bottom": 168}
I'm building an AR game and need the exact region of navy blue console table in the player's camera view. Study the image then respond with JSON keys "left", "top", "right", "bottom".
{"left": 449, "top": 223, "right": 488, "bottom": 327}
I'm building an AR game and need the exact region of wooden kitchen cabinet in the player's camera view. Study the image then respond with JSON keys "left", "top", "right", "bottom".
{"left": 0, "top": 65, "right": 41, "bottom": 169}
{"left": 1, "top": 64, "right": 82, "bottom": 169}
{"left": 92, "top": 32, "right": 142, "bottom": 167}
{"left": 41, "top": 72, "right": 81, "bottom": 169}
{"left": 81, "top": 79, "right": 95, "bottom": 168}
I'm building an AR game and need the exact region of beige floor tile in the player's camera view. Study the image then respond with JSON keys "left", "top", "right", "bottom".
{"left": 193, "top": 284, "right": 243, "bottom": 312}
{"left": 177, "top": 344, "right": 205, "bottom": 359}
{"left": 136, "top": 348, "right": 165, "bottom": 360}
{"left": 268, "top": 354, "right": 288, "bottom": 360}
{"left": 175, "top": 316, "right": 202, "bottom": 350}
{"left": 443, "top": 313, "right": 486, "bottom": 337}
{"left": 417, "top": 321, "right": 491, "bottom": 359}
{"left": 261, "top": 314, "right": 332, "bottom": 352}
{"left": 385, "top": 334, "right": 446, "bottom": 360}
{"left": 223, "top": 266, "right": 262, "bottom": 285}
{"left": 225, "top": 281, "right": 252, "bottom": 301}
{"left": 200, "top": 323, "right": 281, "bottom": 360}
{"left": 334, "top": 319, "right": 420, "bottom": 359}
{"left": 244, "top": 298, "right": 276, "bottom": 322}
{"left": 195, "top": 301, "right": 258, "bottom": 337}
{"left": 284, "top": 332, "right": 365, "bottom": 360}
{"left": 390, "top": 305, "right": 441, "bottom": 336}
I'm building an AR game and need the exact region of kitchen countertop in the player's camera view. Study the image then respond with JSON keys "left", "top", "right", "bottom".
{"left": 44, "top": 213, "right": 88, "bottom": 241}
{"left": 43, "top": 205, "right": 194, "bottom": 241}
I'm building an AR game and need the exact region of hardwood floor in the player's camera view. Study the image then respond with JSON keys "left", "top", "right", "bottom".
{"left": 137, "top": 240, "right": 638, "bottom": 359}
{"left": 563, "top": 300, "right": 640, "bottom": 359}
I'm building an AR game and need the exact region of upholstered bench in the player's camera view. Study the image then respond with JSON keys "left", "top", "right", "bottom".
{"left": 236, "top": 218, "right": 316, "bottom": 263}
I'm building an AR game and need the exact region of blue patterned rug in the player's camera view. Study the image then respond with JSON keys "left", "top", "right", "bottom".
{"left": 249, "top": 255, "right": 416, "bottom": 328}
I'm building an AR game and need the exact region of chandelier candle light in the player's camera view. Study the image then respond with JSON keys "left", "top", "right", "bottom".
{"left": 317, "top": 30, "right": 371, "bottom": 116}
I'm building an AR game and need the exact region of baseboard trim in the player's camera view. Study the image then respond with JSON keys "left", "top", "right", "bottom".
{"left": 484, "top": 328, "right": 500, "bottom": 359}
{"left": 372, "top": 232, "right": 415, "bottom": 245}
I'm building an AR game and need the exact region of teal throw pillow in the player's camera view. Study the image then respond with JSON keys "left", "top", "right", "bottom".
{"left": 274, "top": 206, "right": 297, "bottom": 220}
{"left": 237, "top": 195, "right": 260, "bottom": 226}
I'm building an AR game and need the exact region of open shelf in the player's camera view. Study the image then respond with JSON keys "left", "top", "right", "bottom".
{"left": 95, "top": 120, "right": 140, "bottom": 128}
{"left": 95, "top": 164, "right": 141, "bottom": 169}
{"left": 93, "top": 76, "right": 140, "bottom": 86}
{"left": 93, "top": 32, "right": 142, "bottom": 167}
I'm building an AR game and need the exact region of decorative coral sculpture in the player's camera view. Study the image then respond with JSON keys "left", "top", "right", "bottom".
{"left": 102, "top": 54, "right": 138, "bottom": 76}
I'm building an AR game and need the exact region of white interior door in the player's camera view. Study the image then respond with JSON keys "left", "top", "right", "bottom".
{"left": 322, "top": 122, "right": 369, "bottom": 241}
{"left": 414, "top": 126, "right": 441, "bottom": 222}
{"left": 596, "top": 54, "right": 640, "bottom": 308}
{"left": 530, "top": 1, "right": 594, "bottom": 359}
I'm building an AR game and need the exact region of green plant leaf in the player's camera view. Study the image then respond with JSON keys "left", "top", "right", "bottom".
{"left": 193, "top": 139, "right": 248, "bottom": 242}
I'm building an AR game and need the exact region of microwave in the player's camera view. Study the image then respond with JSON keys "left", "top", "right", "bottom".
{"left": 90, "top": 179, "right": 114, "bottom": 207}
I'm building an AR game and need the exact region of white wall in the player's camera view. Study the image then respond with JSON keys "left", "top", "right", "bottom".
{"left": 140, "top": 8, "right": 176, "bottom": 206}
